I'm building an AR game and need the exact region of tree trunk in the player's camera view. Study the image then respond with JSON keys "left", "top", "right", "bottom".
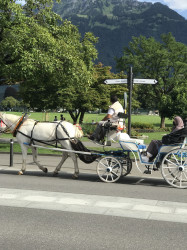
{"left": 160, "top": 116, "right": 165, "bottom": 128}
{"left": 69, "top": 110, "right": 80, "bottom": 124}
{"left": 79, "top": 111, "right": 85, "bottom": 124}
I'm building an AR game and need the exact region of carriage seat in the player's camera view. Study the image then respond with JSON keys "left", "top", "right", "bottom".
{"left": 103, "top": 121, "right": 119, "bottom": 134}
{"left": 158, "top": 144, "right": 183, "bottom": 154}
{"left": 117, "top": 132, "right": 146, "bottom": 152}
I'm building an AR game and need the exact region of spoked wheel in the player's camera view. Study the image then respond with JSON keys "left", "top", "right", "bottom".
{"left": 118, "top": 157, "right": 132, "bottom": 176}
{"left": 161, "top": 148, "right": 187, "bottom": 188}
{"left": 97, "top": 156, "right": 122, "bottom": 183}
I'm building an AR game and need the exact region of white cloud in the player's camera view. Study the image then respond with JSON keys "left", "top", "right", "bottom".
{"left": 164, "top": 0, "right": 187, "bottom": 10}
{"left": 138, "top": 0, "right": 187, "bottom": 11}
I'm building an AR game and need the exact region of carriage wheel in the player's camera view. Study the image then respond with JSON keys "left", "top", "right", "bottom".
{"left": 97, "top": 156, "right": 122, "bottom": 183}
{"left": 161, "top": 148, "right": 187, "bottom": 189}
{"left": 118, "top": 157, "right": 132, "bottom": 176}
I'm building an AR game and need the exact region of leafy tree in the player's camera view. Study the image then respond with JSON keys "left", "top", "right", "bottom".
{"left": 1, "top": 96, "right": 20, "bottom": 110}
{"left": 0, "top": 0, "right": 99, "bottom": 123}
{"left": 92, "top": 63, "right": 140, "bottom": 112}
{"left": 116, "top": 33, "right": 187, "bottom": 127}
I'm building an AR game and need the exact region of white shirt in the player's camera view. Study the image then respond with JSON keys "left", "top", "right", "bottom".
{"left": 107, "top": 108, "right": 115, "bottom": 116}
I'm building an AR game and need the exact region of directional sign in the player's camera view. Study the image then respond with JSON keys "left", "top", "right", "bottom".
{"left": 133, "top": 79, "right": 157, "bottom": 84}
{"left": 104, "top": 79, "right": 127, "bottom": 84}
{"left": 104, "top": 78, "right": 157, "bottom": 84}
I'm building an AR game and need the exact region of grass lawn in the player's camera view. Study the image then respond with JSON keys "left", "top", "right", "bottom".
{"left": 0, "top": 112, "right": 173, "bottom": 153}
{"left": 0, "top": 111, "right": 173, "bottom": 126}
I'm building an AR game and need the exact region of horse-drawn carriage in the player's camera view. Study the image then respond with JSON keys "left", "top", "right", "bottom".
{"left": 0, "top": 113, "right": 187, "bottom": 189}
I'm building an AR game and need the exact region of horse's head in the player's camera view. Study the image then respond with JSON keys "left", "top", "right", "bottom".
{"left": 74, "top": 124, "right": 84, "bottom": 138}
{"left": 0, "top": 113, "right": 21, "bottom": 133}
{"left": 0, "top": 113, "right": 7, "bottom": 132}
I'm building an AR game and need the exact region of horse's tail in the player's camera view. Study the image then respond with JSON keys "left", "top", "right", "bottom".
{"left": 74, "top": 124, "right": 84, "bottom": 138}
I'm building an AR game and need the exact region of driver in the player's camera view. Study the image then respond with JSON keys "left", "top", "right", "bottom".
{"left": 88, "top": 95, "right": 124, "bottom": 144}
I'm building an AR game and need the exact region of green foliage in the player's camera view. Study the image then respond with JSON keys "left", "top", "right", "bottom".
{"left": 53, "top": 0, "right": 187, "bottom": 71}
{"left": 131, "top": 122, "right": 154, "bottom": 129}
{"left": 1, "top": 96, "right": 20, "bottom": 110}
{"left": 0, "top": 0, "right": 100, "bottom": 123}
{"left": 81, "top": 123, "right": 96, "bottom": 135}
{"left": 116, "top": 33, "right": 187, "bottom": 127}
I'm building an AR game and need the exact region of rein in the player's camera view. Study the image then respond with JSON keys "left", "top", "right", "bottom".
{"left": 18, "top": 120, "right": 75, "bottom": 148}
{"left": 12, "top": 113, "right": 28, "bottom": 137}
{"left": 0, "top": 115, "right": 24, "bottom": 135}
{"left": 0, "top": 114, "right": 76, "bottom": 148}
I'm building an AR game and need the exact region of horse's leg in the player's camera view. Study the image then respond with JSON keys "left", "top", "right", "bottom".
{"left": 18, "top": 144, "right": 28, "bottom": 175}
{"left": 69, "top": 152, "right": 79, "bottom": 179}
{"left": 53, "top": 152, "right": 68, "bottom": 175}
{"left": 31, "top": 147, "right": 48, "bottom": 173}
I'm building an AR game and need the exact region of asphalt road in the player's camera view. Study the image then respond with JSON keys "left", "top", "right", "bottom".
{"left": 0, "top": 152, "right": 187, "bottom": 250}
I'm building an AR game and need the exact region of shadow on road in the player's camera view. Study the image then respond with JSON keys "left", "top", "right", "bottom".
{"left": 0, "top": 169, "right": 170, "bottom": 189}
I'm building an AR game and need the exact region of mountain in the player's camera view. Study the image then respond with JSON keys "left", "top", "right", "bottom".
{"left": 53, "top": 0, "right": 187, "bottom": 71}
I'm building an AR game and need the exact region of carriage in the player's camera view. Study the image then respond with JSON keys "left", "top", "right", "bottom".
{"left": 96, "top": 126, "right": 187, "bottom": 189}
{"left": 0, "top": 113, "right": 187, "bottom": 189}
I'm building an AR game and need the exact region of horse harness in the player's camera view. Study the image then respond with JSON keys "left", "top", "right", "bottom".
{"left": 20, "top": 120, "right": 75, "bottom": 147}
{"left": 12, "top": 113, "right": 29, "bottom": 137}
{"left": 1, "top": 113, "right": 76, "bottom": 148}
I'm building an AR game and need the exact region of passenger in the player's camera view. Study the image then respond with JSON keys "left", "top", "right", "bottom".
{"left": 88, "top": 95, "right": 124, "bottom": 144}
{"left": 142, "top": 116, "right": 184, "bottom": 162}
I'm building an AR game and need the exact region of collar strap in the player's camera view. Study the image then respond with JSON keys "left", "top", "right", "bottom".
{"left": 12, "top": 114, "right": 27, "bottom": 137}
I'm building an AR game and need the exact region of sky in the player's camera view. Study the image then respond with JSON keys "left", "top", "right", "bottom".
{"left": 138, "top": 0, "right": 187, "bottom": 19}
{"left": 16, "top": 0, "right": 187, "bottom": 19}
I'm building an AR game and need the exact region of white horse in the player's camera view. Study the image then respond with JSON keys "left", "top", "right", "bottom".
{"left": 0, "top": 113, "right": 83, "bottom": 177}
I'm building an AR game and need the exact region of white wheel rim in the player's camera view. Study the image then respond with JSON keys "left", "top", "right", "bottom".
{"left": 97, "top": 156, "right": 122, "bottom": 183}
{"left": 161, "top": 148, "right": 187, "bottom": 188}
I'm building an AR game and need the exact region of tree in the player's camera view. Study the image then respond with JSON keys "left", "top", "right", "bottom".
{"left": 92, "top": 63, "right": 140, "bottom": 113}
{"left": 0, "top": 1, "right": 99, "bottom": 123}
{"left": 116, "top": 33, "right": 187, "bottom": 127}
{"left": 1, "top": 96, "right": 20, "bottom": 110}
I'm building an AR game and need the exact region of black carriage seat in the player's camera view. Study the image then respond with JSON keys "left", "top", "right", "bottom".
{"left": 154, "top": 127, "right": 187, "bottom": 166}
{"left": 162, "top": 127, "right": 187, "bottom": 145}
{"left": 103, "top": 112, "right": 127, "bottom": 131}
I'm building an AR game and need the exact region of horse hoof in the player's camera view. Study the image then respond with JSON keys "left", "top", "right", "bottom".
{"left": 72, "top": 174, "right": 79, "bottom": 179}
{"left": 43, "top": 168, "right": 48, "bottom": 173}
{"left": 18, "top": 171, "right": 23, "bottom": 175}
{"left": 53, "top": 171, "right": 58, "bottom": 176}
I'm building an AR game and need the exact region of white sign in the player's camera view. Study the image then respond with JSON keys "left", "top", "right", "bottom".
{"left": 104, "top": 79, "right": 127, "bottom": 84}
{"left": 133, "top": 79, "right": 157, "bottom": 84}
{"left": 104, "top": 78, "right": 157, "bottom": 85}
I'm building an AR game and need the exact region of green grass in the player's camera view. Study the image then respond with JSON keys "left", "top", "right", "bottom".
{"left": 1, "top": 111, "right": 173, "bottom": 127}
{"left": 0, "top": 112, "right": 173, "bottom": 153}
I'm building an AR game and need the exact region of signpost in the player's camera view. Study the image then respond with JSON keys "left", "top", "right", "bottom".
{"left": 104, "top": 67, "right": 157, "bottom": 136}
{"left": 104, "top": 79, "right": 157, "bottom": 85}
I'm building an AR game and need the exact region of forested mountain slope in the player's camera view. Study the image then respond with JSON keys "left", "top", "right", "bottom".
{"left": 53, "top": 0, "right": 187, "bottom": 71}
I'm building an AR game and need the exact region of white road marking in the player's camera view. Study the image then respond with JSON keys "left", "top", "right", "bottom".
{"left": 0, "top": 187, "right": 187, "bottom": 223}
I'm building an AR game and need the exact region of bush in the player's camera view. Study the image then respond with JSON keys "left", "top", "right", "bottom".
{"left": 131, "top": 122, "right": 154, "bottom": 129}
{"left": 81, "top": 123, "right": 97, "bottom": 135}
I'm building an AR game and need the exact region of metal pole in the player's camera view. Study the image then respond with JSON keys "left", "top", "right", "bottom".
{"left": 10, "top": 139, "right": 14, "bottom": 167}
{"left": 128, "top": 66, "right": 133, "bottom": 137}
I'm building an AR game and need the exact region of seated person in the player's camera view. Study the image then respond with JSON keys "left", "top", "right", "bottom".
{"left": 88, "top": 95, "right": 124, "bottom": 143}
{"left": 142, "top": 116, "right": 184, "bottom": 162}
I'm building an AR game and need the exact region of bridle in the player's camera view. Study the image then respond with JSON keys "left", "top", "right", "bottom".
{"left": 0, "top": 116, "right": 23, "bottom": 135}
